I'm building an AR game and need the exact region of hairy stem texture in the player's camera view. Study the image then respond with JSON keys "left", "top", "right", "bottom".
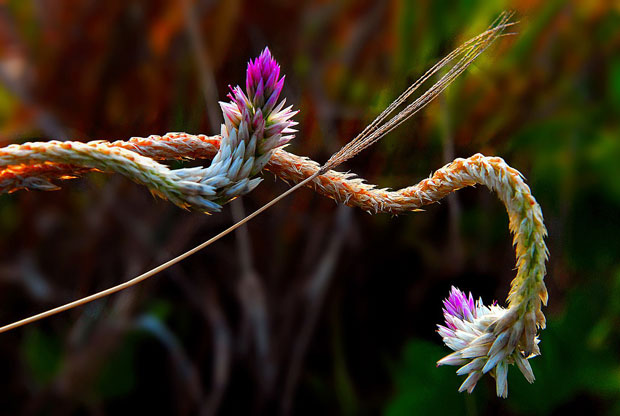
{"left": 0, "top": 133, "right": 547, "bottom": 327}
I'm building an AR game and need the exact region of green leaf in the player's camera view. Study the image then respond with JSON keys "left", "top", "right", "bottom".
{"left": 384, "top": 340, "right": 482, "bottom": 415}
{"left": 22, "top": 328, "right": 63, "bottom": 386}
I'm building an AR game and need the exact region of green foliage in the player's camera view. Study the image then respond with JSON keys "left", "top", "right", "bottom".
{"left": 385, "top": 340, "right": 484, "bottom": 415}
{"left": 609, "top": 58, "right": 620, "bottom": 111}
{"left": 95, "top": 335, "right": 138, "bottom": 399}
{"left": 508, "top": 284, "right": 620, "bottom": 415}
{"left": 22, "top": 328, "right": 63, "bottom": 386}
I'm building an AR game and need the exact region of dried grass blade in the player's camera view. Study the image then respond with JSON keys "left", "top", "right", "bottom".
{"left": 322, "top": 13, "right": 515, "bottom": 171}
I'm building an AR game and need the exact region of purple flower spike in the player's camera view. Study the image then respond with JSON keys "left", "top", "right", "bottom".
{"left": 436, "top": 287, "right": 540, "bottom": 398}
{"left": 219, "top": 46, "right": 298, "bottom": 176}
{"left": 442, "top": 286, "right": 476, "bottom": 323}
{"left": 245, "top": 47, "right": 283, "bottom": 108}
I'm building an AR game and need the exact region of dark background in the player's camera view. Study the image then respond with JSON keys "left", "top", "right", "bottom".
{"left": 0, "top": 0, "right": 619, "bottom": 414}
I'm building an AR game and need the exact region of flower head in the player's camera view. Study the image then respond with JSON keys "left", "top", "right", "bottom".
{"left": 220, "top": 47, "right": 297, "bottom": 175}
{"left": 437, "top": 287, "right": 539, "bottom": 398}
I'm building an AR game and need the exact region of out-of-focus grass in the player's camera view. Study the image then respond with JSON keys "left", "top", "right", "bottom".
{"left": 0, "top": 0, "right": 619, "bottom": 414}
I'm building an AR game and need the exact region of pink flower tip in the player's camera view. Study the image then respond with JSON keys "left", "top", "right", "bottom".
{"left": 246, "top": 47, "right": 283, "bottom": 108}
{"left": 443, "top": 286, "right": 476, "bottom": 323}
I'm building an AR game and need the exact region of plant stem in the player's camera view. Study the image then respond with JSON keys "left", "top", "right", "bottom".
{"left": 0, "top": 173, "right": 319, "bottom": 333}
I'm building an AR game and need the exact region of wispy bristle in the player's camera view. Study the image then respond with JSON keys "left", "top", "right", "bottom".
{"left": 321, "top": 12, "right": 515, "bottom": 172}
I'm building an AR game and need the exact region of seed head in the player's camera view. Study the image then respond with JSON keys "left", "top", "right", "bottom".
{"left": 437, "top": 287, "right": 539, "bottom": 398}
{"left": 220, "top": 47, "right": 298, "bottom": 176}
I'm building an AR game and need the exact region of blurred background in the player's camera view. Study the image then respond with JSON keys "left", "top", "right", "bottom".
{"left": 0, "top": 0, "right": 618, "bottom": 414}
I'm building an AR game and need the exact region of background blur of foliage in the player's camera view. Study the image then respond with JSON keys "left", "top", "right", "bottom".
{"left": 0, "top": 0, "right": 618, "bottom": 414}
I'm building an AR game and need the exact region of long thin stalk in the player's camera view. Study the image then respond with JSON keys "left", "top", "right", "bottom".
{"left": 0, "top": 16, "right": 514, "bottom": 333}
{"left": 0, "top": 173, "right": 319, "bottom": 334}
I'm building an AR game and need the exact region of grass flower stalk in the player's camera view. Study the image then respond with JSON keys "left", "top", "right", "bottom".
{"left": 0, "top": 15, "right": 546, "bottom": 398}
{"left": 0, "top": 48, "right": 296, "bottom": 213}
